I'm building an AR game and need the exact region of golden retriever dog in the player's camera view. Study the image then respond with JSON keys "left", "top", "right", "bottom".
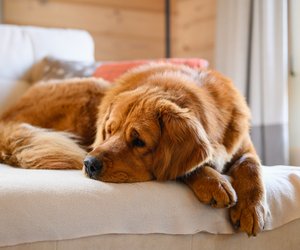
{"left": 0, "top": 63, "right": 267, "bottom": 236}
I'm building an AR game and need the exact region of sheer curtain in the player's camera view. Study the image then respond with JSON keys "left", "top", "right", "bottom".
{"left": 289, "top": 0, "right": 300, "bottom": 165}
{"left": 215, "top": 0, "right": 289, "bottom": 165}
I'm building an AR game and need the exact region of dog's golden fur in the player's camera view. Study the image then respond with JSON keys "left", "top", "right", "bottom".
{"left": 0, "top": 63, "right": 266, "bottom": 236}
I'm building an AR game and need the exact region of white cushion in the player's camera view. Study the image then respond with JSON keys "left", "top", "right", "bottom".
{"left": 24, "top": 26, "right": 95, "bottom": 64}
{"left": 0, "top": 25, "right": 94, "bottom": 82}
{"left": 0, "top": 164, "right": 300, "bottom": 247}
{"left": 0, "top": 24, "right": 95, "bottom": 111}
{"left": 0, "top": 26, "right": 34, "bottom": 81}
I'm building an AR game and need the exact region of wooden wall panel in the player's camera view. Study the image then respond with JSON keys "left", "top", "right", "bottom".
{"left": 2, "top": 0, "right": 216, "bottom": 64}
{"left": 91, "top": 32, "right": 164, "bottom": 60}
{"left": 0, "top": 0, "right": 3, "bottom": 23}
{"left": 50, "top": 0, "right": 164, "bottom": 12}
{"left": 3, "top": 0, "right": 165, "bottom": 60}
{"left": 171, "top": 0, "right": 216, "bottom": 67}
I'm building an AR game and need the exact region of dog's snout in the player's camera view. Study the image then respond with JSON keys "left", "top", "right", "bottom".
{"left": 84, "top": 156, "right": 102, "bottom": 179}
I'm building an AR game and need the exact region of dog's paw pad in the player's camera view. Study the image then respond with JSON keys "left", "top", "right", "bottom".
{"left": 209, "top": 198, "right": 217, "bottom": 206}
{"left": 233, "top": 220, "right": 240, "bottom": 230}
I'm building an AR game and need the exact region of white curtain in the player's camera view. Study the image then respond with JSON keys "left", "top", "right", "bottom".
{"left": 289, "top": 0, "right": 300, "bottom": 165}
{"left": 215, "top": 0, "right": 289, "bottom": 165}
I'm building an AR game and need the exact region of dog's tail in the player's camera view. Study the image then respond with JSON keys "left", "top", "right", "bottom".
{"left": 0, "top": 122, "right": 86, "bottom": 169}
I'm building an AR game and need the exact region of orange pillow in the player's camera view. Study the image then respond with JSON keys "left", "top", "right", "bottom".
{"left": 93, "top": 58, "right": 209, "bottom": 82}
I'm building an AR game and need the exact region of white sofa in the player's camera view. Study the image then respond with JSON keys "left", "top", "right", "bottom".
{"left": 1, "top": 25, "right": 300, "bottom": 250}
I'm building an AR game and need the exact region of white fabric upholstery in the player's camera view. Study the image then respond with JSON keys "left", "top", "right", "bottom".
{"left": 1, "top": 221, "right": 300, "bottom": 250}
{"left": 0, "top": 24, "right": 94, "bottom": 113}
{"left": 1, "top": 164, "right": 300, "bottom": 247}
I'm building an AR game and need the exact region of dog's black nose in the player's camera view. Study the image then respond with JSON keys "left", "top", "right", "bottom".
{"left": 84, "top": 156, "right": 102, "bottom": 179}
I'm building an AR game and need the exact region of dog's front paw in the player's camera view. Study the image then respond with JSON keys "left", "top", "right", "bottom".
{"left": 194, "top": 177, "right": 237, "bottom": 208}
{"left": 183, "top": 167, "right": 237, "bottom": 208}
{"left": 229, "top": 201, "right": 267, "bottom": 236}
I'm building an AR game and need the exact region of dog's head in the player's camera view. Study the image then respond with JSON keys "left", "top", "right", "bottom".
{"left": 83, "top": 84, "right": 212, "bottom": 183}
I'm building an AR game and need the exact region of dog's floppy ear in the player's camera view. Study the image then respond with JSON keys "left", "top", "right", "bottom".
{"left": 92, "top": 104, "right": 111, "bottom": 148}
{"left": 153, "top": 100, "right": 212, "bottom": 180}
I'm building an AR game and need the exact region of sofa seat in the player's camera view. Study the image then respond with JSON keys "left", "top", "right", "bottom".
{"left": 1, "top": 164, "right": 300, "bottom": 248}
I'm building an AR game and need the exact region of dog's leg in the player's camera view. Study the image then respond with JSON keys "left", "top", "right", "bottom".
{"left": 182, "top": 165, "right": 237, "bottom": 208}
{"left": 0, "top": 122, "right": 86, "bottom": 169}
{"left": 227, "top": 138, "right": 267, "bottom": 236}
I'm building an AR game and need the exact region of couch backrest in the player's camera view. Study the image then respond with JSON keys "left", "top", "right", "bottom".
{"left": 0, "top": 25, "right": 95, "bottom": 114}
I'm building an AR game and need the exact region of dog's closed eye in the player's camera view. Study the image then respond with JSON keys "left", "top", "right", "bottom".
{"left": 132, "top": 138, "right": 146, "bottom": 147}
{"left": 131, "top": 129, "right": 146, "bottom": 147}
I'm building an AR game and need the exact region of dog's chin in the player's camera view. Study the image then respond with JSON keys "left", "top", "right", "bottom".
{"left": 98, "top": 172, "right": 130, "bottom": 183}
{"left": 100, "top": 174, "right": 154, "bottom": 183}
{"left": 82, "top": 164, "right": 155, "bottom": 183}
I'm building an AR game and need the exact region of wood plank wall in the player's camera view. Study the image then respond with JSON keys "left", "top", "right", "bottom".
{"left": 2, "top": 0, "right": 216, "bottom": 66}
{"left": 0, "top": 0, "right": 3, "bottom": 23}
{"left": 171, "top": 0, "right": 216, "bottom": 67}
